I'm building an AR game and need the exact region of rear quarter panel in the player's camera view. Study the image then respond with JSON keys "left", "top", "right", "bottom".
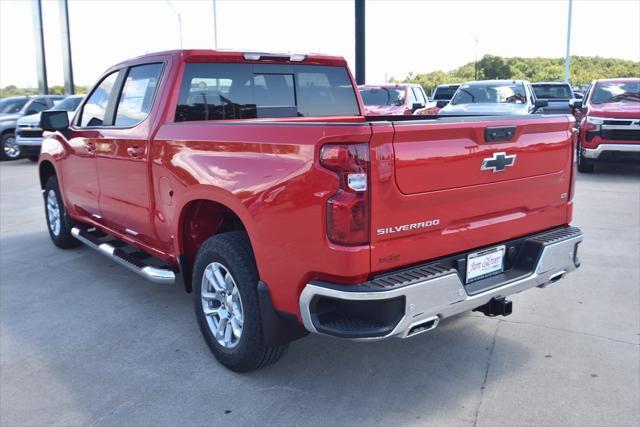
{"left": 152, "top": 121, "right": 372, "bottom": 316}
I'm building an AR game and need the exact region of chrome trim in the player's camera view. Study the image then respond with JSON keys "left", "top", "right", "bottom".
{"left": 15, "top": 137, "right": 43, "bottom": 146}
{"left": 583, "top": 144, "right": 640, "bottom": 159}
{"left": 71, "top": 227, "right": 175, "bottom": 285}
{"left": 601, "top": 124, "right": 640, "bottom": 131}
{"left": 299, "top": 232, "right": 582, "bottom": 341}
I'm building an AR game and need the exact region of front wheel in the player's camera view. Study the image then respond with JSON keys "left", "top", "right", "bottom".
{"left": 193, "top": 231, "right": 287, "bottom": 372}
{"left": 1, "top": 133, "right": 20, "bottom": 160}
{"left": 577, "top": 149, "right": 595, "bottom": 173}
{"left": 44, "top": 176, "right": 81, "bottom": 249}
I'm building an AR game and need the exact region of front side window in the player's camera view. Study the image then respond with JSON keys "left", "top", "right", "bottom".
{"left": 451, "top": 83, "right": 526, "bottom": 105}
{"left": 80, "top": 71, "right": 119, "bottom": 127}
{"left": 52, "top": 96, "right": 83, "bottom": 112}
{"left": 175, "top": 63, "right": 359, "bottom": 121}
{"left": 591, "top": 81, "right": 639, "bottom": 104}
{"left": 359, "top": 86, "right": 406, "bottom": 107}
{"left": 115, "top": 63, "right": 164, "bottom": 126}
{"left": 26, "top": 99, "right": 49, "bottom": 114}
{"left": 412, "top": 87, "right": 426, "bottom": 104}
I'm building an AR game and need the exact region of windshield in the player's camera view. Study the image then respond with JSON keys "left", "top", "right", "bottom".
{"left": 359, "top": 87, "right": 406, "bottom": 106}
{"left": 0, "top": 98, "right": 28, "bottom": 114}
{"left": 591, "top": 81, "right": 640, "bottom": 104}
{"left": 52, "top": 96, "right": 83, "bottom": 112}
{"left": 532, "top": 84, "right": 573, "bottom": 100}
{"left": 432, "top": 85, "right": 459, "bottom": 100}
{"left": 451, "top": 83, "right": 527, "bottom": 105}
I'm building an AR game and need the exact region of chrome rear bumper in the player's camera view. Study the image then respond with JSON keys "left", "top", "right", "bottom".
{"left": 299, "top": 227, "right": 583, "bottom": 340}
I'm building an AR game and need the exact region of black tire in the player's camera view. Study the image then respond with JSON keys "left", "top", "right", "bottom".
{"left": 44, "top": 176, "right": 81, "bottom": 249}
{"left": 0, "top": 133, "right": 20, "bottom": 161}
{"left": 577, "top": 150, "right": 595, "bottom": 173}
{"left": 192, "top": 231, "right": 287, "bottom": 372}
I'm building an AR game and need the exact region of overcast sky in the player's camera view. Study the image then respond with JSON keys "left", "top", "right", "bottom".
{"left": 1, "top": 0, "right": 639, "bottom": 88}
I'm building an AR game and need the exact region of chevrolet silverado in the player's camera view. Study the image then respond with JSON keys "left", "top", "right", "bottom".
{"left": 38, "top": 50, "right": 583, "bottom": 372}
{"left": 572, "top": 78, "right": 640, "bottom": 173}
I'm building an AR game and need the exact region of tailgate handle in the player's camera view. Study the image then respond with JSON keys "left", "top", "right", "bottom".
{"left": 484, "top": 126, "right": 516, "bottom": 143}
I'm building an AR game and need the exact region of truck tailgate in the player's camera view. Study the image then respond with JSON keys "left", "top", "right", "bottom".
{"left": 369, "top": 115, "right": 575, "bottom": 273}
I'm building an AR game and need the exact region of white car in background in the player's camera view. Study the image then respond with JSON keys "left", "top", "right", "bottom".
{"left": 15, "top": 95, "right": 84, "bottom": 161}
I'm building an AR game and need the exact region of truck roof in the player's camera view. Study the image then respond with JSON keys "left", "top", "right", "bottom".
{"left": 532, "top": 82, "right": 572, "bottom": 86}
{"left": 463, "top": 79, "right": 531, "bottom": 86}
{"left": 592, "top": 77, "right": 639, "bottom": 83}
{"left": 110, "top": 49, "right": 349, "bottom": 69}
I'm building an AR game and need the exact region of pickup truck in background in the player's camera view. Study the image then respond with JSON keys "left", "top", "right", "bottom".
{"left": 573, "top": 78, "right": 640, "bottom": 173}
{"left": 0, "top": 95, "right": 64, "bottom": 160}
{"left": 38, "top": 50, "right": 583, "bottom": 372}
{"left": 531, "top": 82, "right": 576, "bottom": 114}
{"left": 16, "top": 95, "right": 84, "bottom": 161}
{"left": 358, "top": 83, "right": 430, "bottom": 115}
{"left": 439, "top": 80, "right": 548, "bottom": 116}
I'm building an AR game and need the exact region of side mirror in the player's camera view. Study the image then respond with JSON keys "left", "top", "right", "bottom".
{"left": 412, "top": 102, "right": 425, "bottom": 112}
{"left": 534, "top": 100, "right": 549, "bottom": 109}
{"left": 40, "top": 110, "right": 69, "bottom": 131}
{"left": 569, "top": 99, "right": 583, "bottom": 109}
{"left": 435, "top": 100, "right": 448, "bottom": 108}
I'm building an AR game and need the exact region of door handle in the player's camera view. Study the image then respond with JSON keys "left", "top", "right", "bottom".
{"left": 127, "top": 146, "right": 145, "bottom": 158}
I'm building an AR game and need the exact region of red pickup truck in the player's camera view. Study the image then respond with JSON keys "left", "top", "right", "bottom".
{"left": 38, "top": 50, "right": 583, "bottom": 372}
{"left": 573, "top": 78, "right": 640, "bottom": 173}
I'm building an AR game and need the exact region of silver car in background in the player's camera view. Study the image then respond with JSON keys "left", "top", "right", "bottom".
{"left": 15, "top": 95, "right": 84, "bottom": 161}
{"left": 438, "top": 80, "right": 547, "bottom": 116}
{"left": 0, "top": 95, "right": 64, "bottom": 160}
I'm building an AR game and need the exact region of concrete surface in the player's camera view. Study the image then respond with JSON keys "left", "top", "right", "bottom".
{"left": 1, "top": 159, "right": 639, "bottom": 427}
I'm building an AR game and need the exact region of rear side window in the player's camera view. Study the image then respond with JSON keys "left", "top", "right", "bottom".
{"left": 115, "top": 63, "right": 163, "bottom": 126}
{"left": 175, "top": 63, "right": 359, "bottom": 121}
{"left": 80, "top": 71, "right": 119, "bottom": 127}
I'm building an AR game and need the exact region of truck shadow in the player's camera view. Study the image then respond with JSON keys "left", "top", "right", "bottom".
{"left": 1, "top": 231, "right": 531, "bottom": 426}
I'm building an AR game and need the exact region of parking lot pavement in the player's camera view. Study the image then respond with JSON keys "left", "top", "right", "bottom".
{"left": 1, "top": 159, "right": 639, "bottom": 427}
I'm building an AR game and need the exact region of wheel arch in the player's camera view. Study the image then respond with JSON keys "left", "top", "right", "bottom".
{"left": 176, "top": 196, "right": 256, "bottom": 293}
{"left": 39, "top": 159, "right": 57, "bottom": 189}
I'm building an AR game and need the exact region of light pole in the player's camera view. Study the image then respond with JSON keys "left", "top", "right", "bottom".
{"left": 474, "top": 34, "right": 478, "bottom": 80}
{"left": 166, "top": 1, "right": 183, "bottom": 49}
{"left": 213, "top": 0, "right": 218, "bottom": 49}
{"left": 564, "top": 0, "right": 573, "bottom": 83}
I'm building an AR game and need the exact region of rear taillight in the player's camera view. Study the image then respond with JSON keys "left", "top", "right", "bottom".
{"left": 569, "top": 127, "right": 578, "bottom": 201}
{"left": 320, "top": 143, "right": 370, "bottom": 246}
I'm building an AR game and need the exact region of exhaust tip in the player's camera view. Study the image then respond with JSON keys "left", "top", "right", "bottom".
{"left": 539, "top": 270, "right": 566, "bottom": 288}
{"left": 407, "top": 316, "right": 439, "bottom": 337}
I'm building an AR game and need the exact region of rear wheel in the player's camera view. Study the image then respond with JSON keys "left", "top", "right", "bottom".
{"left": 44, "top": 176, "right": 81, "bottom": 249}
{"left": 193, "top": 231, "right": 287, "bottom": 372}
{"left": 1, "top": 133, "right": 20, "bottom": 160}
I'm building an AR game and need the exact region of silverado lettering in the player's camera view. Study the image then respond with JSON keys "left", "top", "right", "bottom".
{"left": 377, "top": 219, "right": 441, "bottom": 236}
{"left": 37, "top": 49, "right": 583, "bottom": 372}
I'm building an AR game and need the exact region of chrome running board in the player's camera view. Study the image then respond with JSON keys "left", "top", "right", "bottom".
{"left": 71, "top": 227, "right": 175, "bottom": 285}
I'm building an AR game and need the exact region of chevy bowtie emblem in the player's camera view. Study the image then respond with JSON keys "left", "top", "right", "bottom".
{"left": 481, "top": 152, "right": 516, "bottom": 173}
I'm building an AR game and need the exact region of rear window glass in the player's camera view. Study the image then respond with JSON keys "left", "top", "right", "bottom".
{"left": 532, "top": 84, "right": 573, "bottom": 99}
{"left": 359, "top": 87, "right": 406, "bottom": 106}
{"left": 432, "top": 85, "right": 459, "bottom": 100}
{"left": 451, "top": 83, "right": 526, "bottom": 105}
{"left": 175, "top": 63, "right": 359, "bottom": 121}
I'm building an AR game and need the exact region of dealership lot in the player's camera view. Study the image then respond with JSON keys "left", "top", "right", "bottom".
{"left": 1, "top": 159, "right": 638, "bottom": 426}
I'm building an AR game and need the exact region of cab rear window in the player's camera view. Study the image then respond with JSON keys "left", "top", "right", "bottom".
{"left": 175, "top": 63, "right": 360, "bottom": 121}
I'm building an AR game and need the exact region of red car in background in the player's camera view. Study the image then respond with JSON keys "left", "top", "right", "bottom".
{"left": 358, "top": 83, "right": 431, "bottom": 115}
{"left": 573, "top": 78, "right": 640, "bottom": 173}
